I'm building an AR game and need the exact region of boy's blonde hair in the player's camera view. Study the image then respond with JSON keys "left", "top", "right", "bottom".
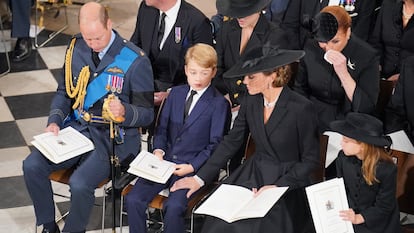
{"left": 185, "top": 43, "right": 217, "bottom": 69}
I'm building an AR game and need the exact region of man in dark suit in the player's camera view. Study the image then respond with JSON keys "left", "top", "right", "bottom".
{"left": 130, "top": 0, "right": 213, "bottom": 105}
{"left": 22, "top": 3, "right": 154, "bottom": 233}
{"left": 9, "top": 0, "right": 33, "bottom": 61}
{"left": 126, "top": 43, "right": 230, "bottom": 233}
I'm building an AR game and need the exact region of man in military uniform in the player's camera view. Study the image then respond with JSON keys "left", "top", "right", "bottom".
{"left": 22, "top": 2, "right": 154, "bottom": 233}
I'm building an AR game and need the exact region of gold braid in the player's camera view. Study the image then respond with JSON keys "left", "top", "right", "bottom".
{"left": 65, "top": 38, "right": 90, "bottom": 110}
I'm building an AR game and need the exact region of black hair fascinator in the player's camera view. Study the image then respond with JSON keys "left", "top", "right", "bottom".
{"left": 312, "top": 12, "right": 339, "bottom": 42}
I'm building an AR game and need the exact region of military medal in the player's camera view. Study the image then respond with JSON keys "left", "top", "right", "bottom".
{"left": 106, "top": 75, "right": 111, "bottom": 91}
{"left": 175, "top": 27, "right": 181, "bottom": 43}
{"left": 116, "top": 76, "right": 124, "bottom": 94}
{"left": 106, "top": 66, "right": 125, "bottom": 93}
{"left": 344, "top": 0, "right": 355, "bottom": 12}
{"left": 110, "top": 75, "right": 117, "bottom": 93}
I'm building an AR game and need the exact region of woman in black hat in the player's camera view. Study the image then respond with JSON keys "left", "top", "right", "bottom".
{"left": 212, "top": 0, "right": 289, "bottom": 172}
{"left": 293, "top": 6, "right": 379, "bottom": 134}
{"left": 330, "top": 112, "right": 401, "bottom": 233}
{"left": 171, "top": 44, "right": 320, "bottom": 233}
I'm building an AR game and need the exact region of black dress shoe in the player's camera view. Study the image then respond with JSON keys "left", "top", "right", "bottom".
{"left": 12, "top": 38, "right": 32, "bottom": 62}
{"left": 41, "top": 227, "right": 60, "bottom": 233}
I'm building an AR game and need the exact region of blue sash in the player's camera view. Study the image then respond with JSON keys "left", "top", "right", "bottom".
{"left": 73, "top": 46, "right": 139, "bottom": 120}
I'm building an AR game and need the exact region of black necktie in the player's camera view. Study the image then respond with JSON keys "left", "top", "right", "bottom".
{"left": 92, "top": 51, "right": 100, "bottom": 67}
{"left": 157, "top": 12, "right": 167, "bottom": 49}
{"left": 184, "top": 90, "right": 197, "bottom": 119}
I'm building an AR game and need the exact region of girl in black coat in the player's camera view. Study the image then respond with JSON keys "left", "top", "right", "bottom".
{"left": 329, "top": 113, "right": 402, "bottom": 233}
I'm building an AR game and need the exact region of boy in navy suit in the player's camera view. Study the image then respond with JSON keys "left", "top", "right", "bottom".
{"left": 126, "top": 43, "right": 230, "bottom": 233}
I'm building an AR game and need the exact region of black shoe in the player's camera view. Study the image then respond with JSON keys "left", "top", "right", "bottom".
{"left": 12, "top": 38, "right": 32, "bottom": 62}
{"left": 41, "top": 227, "right": 60, "bottom": 233}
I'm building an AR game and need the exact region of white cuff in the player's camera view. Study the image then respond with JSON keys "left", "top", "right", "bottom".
{"left": 194, "top": 175, "right": 205, "bottom": 187}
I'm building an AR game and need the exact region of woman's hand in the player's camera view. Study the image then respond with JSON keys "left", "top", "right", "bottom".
{"left": 339, "top": 208, "right": 365, "bottom": 225}
{"left": 252, "top": 185, "right": 277, "bottom": 197}
{"left": 170, "top": 176, "right": 201, "bottom": 198}
{"left": 325, "top": 50, "right": 356, "bottom": 101}
{"left": 174, "top": 164, "right": 194, "bottom": 176}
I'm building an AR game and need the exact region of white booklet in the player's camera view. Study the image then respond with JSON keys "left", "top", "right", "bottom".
{"left": 306, "top": 178, "right": 355, "bottom": 233}
{"left": 194, "top": 184, "right": 289, "bottom": 223}
{"left": 127, "top": 151, "right": 176, "bottom": 184}
{"left": 31, "top": 126, "right": 95, "bottom": 164}
{"left": 388, "top": 130, "right": 414, "bottom": 154}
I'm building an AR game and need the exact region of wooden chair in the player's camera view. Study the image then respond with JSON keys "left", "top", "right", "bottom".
{"left": 34, "top": 0, "right": 70, "bottom": 47}
{"left": 390, "top": 150, "right": 414, "bottom": 232}
{"left": 375, "top": 79, "right": 395, "bottom": 118}
{"left": 35, "top": 167, "right": 109, "bottom": 233}
{"left": 313, "top": 135, "right": 328, "bottom": 183}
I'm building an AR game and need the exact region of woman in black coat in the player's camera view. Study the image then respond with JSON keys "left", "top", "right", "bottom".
{"left": 293, "top": 6, "right": 379, "bottom": 133}
{"left": 213, "top": 0, "right": 289, "bottom": 110}
{"left": 213, "top": 0, "right": 289, "bottom": 172}
{"left": 171, "top": 44, "right": 320, "bottom": 233}
{"left": 330, "top": 113, "right": 402, "bottom": 233}
{"left": 369, "top": 0, "right": 414, "bottom": 81}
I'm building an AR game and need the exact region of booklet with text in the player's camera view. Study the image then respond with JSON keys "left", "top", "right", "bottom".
{"left": 127, "top": 151, "right": 176, "bottom": 184}
{"left": 194, "top": 184, "right": 288, "bottom": 223}
{"left": 31, "top": 126, "right": 95, "bottom": 164}
{"left": 306, "top": 178, "right": 355, "bottom": 233}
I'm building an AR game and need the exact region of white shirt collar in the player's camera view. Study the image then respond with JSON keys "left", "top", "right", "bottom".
{"left": 98, "top": 30, "right": 116, "bottom": 59}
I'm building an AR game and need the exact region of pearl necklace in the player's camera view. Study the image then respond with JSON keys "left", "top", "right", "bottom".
{"left": 263, "top": 98, "right": 277, "bottom": 108}
{"left": 403, "top": 4, "right": 413, "bottom": 20}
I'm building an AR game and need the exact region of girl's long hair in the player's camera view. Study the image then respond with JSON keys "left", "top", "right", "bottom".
{"left": 360, "top": 142, "right": 393, "bottom": 185}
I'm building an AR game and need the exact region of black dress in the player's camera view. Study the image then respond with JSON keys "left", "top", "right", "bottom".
{"left": 196, "top": 87, "right": 320, "bottom": 233}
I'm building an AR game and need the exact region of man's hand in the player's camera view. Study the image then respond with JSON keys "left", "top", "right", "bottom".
{"left": 170, "top": 176, "right": 201, "bottom": 198}
{"left": 153, "top": 149, "right": 165, "bottom": 160}
{"left": 154, "top": 91, "right": 169, "bottom": 106}
{"left": 109, "top": 97, "right": 125, "bottom": 119}
{"left": 45, "top": 123, "right": 60, "bottom": 136}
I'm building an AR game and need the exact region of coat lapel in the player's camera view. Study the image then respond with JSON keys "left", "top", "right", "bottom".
{"left": 228, "top": 22, "right": 241, "bottom": 61}
{"left": 181, "top": 86, "right": 214, "bottom": 131}
{"left": 265, "top": 87, "right": 290, "bottom": 135}
{"left": 251, "top": 89, "right": 290, "bottom": 160}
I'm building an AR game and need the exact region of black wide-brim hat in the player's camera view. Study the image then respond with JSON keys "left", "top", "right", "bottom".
{"left": 329, "top": 112, "right": 392, "bottom": 148}
{"left": 312, "top": 12, "right": 339, "bottom": 42}
{"left": 216, "top": 0, "right": 271, "bottom": 18}
{"left": 223, "top": 43, "right": 305, "bottom": 78}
